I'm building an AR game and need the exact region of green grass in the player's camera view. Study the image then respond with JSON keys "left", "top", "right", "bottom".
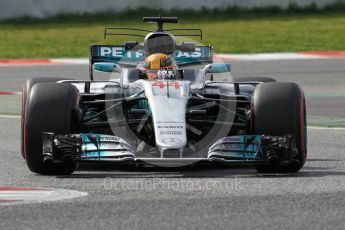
{"left": 0, "top": 9, "right": 345, "bottom": 58}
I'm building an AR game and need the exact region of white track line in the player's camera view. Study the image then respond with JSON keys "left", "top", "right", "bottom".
{"left": 0, "top": 188, "right": 88, "bottom": 206}
{"left": 215, "top": 53, "right": 328, "bottom": 61}
{"left": 50, "top": 58, "right": 89, "bottom": 64}
{"left": 0, "top": 115, "right": 20, "bottom": 119}
{"left": 308, "top": 126, "right": 345, "bottom": 130}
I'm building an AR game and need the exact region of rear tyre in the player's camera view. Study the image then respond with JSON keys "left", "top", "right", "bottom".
{"left": 25, "top": 82, "right": 79, "bottom": 174}
{"left": 21, "top": 78, "right": 71, "bottom": 159}
{"left": 253, "top": 82, "right": 307, "bottom": 173}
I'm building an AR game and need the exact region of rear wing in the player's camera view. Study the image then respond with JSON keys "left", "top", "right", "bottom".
{"left": 89, "top": 45, "right": 213, "bottom": 80}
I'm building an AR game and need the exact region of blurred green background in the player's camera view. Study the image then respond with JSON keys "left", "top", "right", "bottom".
{"left": 0, "top": 6, "right": 344, "bottom": 58}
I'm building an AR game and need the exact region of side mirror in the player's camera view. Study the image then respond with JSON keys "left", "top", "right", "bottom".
{"left": 203, "top": 63, "right": 231, "bottom": 73}
{"left": 93, "top": 62, "right": 121, "bottom": 72}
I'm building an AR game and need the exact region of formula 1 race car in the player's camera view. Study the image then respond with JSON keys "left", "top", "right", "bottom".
{"left": 21, "top": 17, "right": 307, "bottom": 174}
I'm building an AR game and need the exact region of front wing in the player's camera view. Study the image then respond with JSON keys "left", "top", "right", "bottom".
{"left": 42, "top": 133, "right": 299, "bottom": 166}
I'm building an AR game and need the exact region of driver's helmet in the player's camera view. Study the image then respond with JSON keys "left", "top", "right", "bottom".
{"left": 138, "top": 53, "right": 177, "bottom": 80}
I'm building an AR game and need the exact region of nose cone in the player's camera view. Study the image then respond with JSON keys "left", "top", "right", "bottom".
{"left": 135, "top": 80, "right": 190, "bottom": 150}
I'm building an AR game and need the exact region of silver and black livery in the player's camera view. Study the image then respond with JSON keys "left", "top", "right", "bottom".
{"left": 21, "top": 17, "right": 307, "bottom": 174}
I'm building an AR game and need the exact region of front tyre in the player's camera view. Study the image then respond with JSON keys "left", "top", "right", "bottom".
{"left": 24, "top": 82, "right": 79, "bottom": 174}
{"left": 253, "top": 82, "right": 307, "bottom": 173}
{"left": 21, "top": 77, "right": 71, "bottom": 159}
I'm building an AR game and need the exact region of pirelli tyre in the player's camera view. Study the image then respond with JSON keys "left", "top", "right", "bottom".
{"left": 253, "top": 82, "right": 307, "bottom": 173}
{"left": 21, "top": 77, "right": 71, "bottom": 159}
{"left": 24, "top": 82, "right": 79, "bottom": 174}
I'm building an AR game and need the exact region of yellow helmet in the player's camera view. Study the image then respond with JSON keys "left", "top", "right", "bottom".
{"left": 142, "top": 53, "right": 175, "bottom": 70}
{"left": 139, "top": 53, "right": 176, "bottom": 80}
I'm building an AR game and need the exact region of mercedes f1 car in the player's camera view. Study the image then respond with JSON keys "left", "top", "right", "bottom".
{"left": 21, "top": 17, "right": 307, "bottom": 174}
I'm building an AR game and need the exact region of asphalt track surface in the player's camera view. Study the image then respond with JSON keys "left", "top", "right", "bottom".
{"left": 1, "top": 58, "right": 345, "bottom": 230}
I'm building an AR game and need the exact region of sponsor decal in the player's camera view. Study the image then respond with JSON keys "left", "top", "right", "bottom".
{"left": 91, "top": 45, "right": 211, "bottom": 65}
{"left": 100, "top": 47, "right": 144, "bottom": 59}
{"left": 98, "top": 136, "right": 120, "bottom": 142}
{"left": 175, "top": 47, "right": 202, "bottom": 58}
{"left": 160, "top": 130, "right": 183, "bottom": 135}
{"left": 156, "top": 121, "right": 183, "bottom": 124}
{"left": 222, "top": 143, "right": 244, "bottom": 151}
{"left": 157, "top": 126, "right": 183, "bottom": 129}
{"left": 98, "top": 47, "right": 203, "bottom": 59}
{"left": 223, "top": 136, "right": 243, "bottom": 142}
